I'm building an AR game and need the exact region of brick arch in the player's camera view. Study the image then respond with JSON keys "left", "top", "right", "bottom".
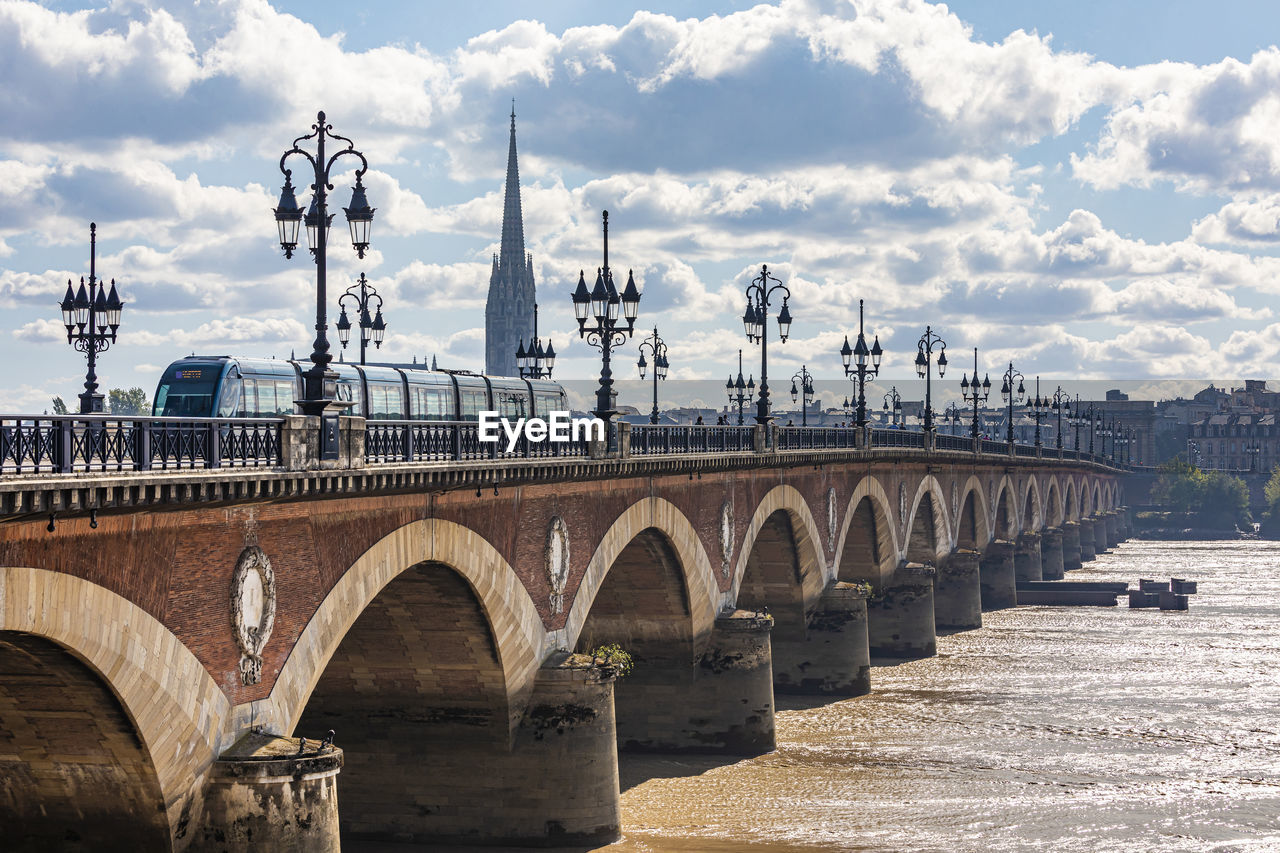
{"left": 833, "top": 476, "right": 900, "bottom": 587}
{"left": 954, "top": 475, "right": 991, "bottom": 550}
{"left": 266, "top": 519, "right": 545, "bottom": 740}
{"left": 905, "top": 475, "right": 952, "bottom": 563}
{"left": 993, "top": 476, "right": 1016, "bottom": 539}
{"left": 1045, "top": 478, "right": 1064, "bottom": 527}
{"left": 0, "top": 566, "right": 229, "bottom": 851}
{"left": 732, "top": 485, "right": 828, "bottom": 640}
{"left": 564, "top": 497, "right": 719, "bottom": 654}
{"left": 1023, "top": 477, "right": 1043, "bottom": 532}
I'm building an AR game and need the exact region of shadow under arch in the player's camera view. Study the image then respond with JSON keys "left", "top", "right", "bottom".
{"left": 1065, "top": 479, "right": 1079, "bottom": 522}
{"left": 732, "top": 485, "right": 828, "bottom": 640}
{"left": 1023, "top": 477, "right": 1043, "bottom": 532}
{"left": 1044, "top": 477, "right": 1064, "bottom": 527}
{"left": 904, "top": 475, "right": 952, "bottom": 562}
{"left": 954, "top": 475, "right": 991, "bottom": 551}
{"left": 834, "top": 475, "right": 900, "bottom": 587}
{"left": 0, "top": 566, "right": 230, "bottom": 852}
{"left": 992, "top": 479, "right": 1017, "bottom": 540}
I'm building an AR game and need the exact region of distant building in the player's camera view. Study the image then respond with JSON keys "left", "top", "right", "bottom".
{"left": 1189, "top": 413, "right": 1278, "bottom": 472}
{"left": 484, "top": 105, "right": 536, "bottom": 377}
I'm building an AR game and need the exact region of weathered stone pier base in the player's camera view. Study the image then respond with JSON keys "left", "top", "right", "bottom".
{"left": 1040, "top": 527, "right": 1065, "bottom": 580}
{"left": 867, "top": 562, "right": 937, "bottom": 659}
{"left": 1092, "top": 515, "right": 1109, "bottom": 554}
{"left": 1014, "top": 532, "right": 1043, "bottom": 583}
{"left": 1062, "top": 521, "right": 1083, "bottom": 570}
{"left": 193, "top": 734, "right": 343, "bottom": 853}
{"left": 1079, "top": 519, "right": 1097, "bottom": 562}
{"left": 934, "top": 549, "right": 982, "bottom": 631}
{"left": 1104, "top": 512, "right": 1121, "bottom": 548}
{"left": 617, "top": 611, "right": 775, "bottom": 755}
{"left": 773, "top": 583, "right": 870, "bottom": 697}
{"left": 979, "top": 539, "right": 1017, "bottom": 610}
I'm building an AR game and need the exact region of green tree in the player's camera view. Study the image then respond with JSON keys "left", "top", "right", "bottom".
{"left": 1150, "top": 457, "right": 1206, "bottom": 513}
{"left": 50, "top": 396, "right": 68, "bottom": 415}
{"left": 1264, "top": 468, "right": 1280, "bottom": 533}
{"left": 1199, "top": 470, "right": 1250, "bottom": 528}
{"left": 108, "top": 387, "right": 149, "bottom": 415}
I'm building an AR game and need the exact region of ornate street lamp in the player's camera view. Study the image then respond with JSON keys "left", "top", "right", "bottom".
{"left": 59, "top": 223, "right": 124, "bottom": 414}
{"left": 883, "top": 386, "right": 902, "bottom": 426}
{"left": 1050, "top": 386, "right": 1071, "bottom": 450}
{"left": 1029, "top": 377, "right": 1047, "bottom": 448}
{"left": 959, "top": 348, "right": 991, "bottom": 440}
{"left": 790, "top": 365, "right": 814, "bottom": 426}
{"left": 517, "top": 304, "right": 556, "bottom": 379}
{"left": 998, "top": 362, "right": 1026, "bottom": 445}
{"left": 915, "top": 326, "right": 948, "bottom": 432}
{"left": 725, "top": 349, "right": 755, "bottom": 426}
{"left": 637, "top": 326, "right": 669, "bottom": 425}
{"left": 571, "top": 211, "right": 640, "bottom": 429}
{"left": 335, "top": 272, "right": 386, "bottom": 366}
{"left": 839, "top": 299, "right": 882, "bottom": 427}
{"left": 274, "top": 111, "right": 375, "bottom": 417}
{"left": 742, "top": 264, "right": 792, "bottom": 433}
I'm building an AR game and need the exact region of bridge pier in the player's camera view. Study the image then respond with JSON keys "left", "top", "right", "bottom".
{"left": 1104, "top": 512, "right": 1121, "bottom": 547}
{"left": 1118, "top": 507, "right": 1132, "bottom": 539}
{"left": 1014, "top": 532, "right": 1043, "bottom": 583}
{"left": 1040, "top": 527, "right": 1065, "bottom": 580}
{"left": 618, "top": 611, "right": 775, "bottom": 755}
{"left": 1061, "top": 521, "right": 1083, "bottom": 570}
{"left": 193, "top": 734, "right": 343, "bottom": 853}
{"left": 933, "top": 549, "right": 982, "bottom": 631}
{"left": 1092, "top": 515, "right": 1109, "bottom": 554}
{"left": 867, "top": 563, "right": 936, "bottom": 659}
{"left": 1078, "top": 519, "right": 1097, "bottom": 561}
{"left": 773, "top": 583, "right": 870, "bottom": 697}
{"left": 979, "top": 540, "right": 1017, "bottom": 610}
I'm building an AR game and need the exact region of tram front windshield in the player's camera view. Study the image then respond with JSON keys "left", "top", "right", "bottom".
{"left": 153, "top": 365, "right": 220, "bottom": 417}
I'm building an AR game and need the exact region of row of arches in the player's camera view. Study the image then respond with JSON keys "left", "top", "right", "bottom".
{"left": 0, "top": 469, "right": 1122, "bottom": 848}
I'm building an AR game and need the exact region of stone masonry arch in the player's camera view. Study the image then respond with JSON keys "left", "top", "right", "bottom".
{"left": 905, "top": 475, "right": 953, "bottom": 562}
{"left": 833, "top": 476, "right": 900, "bottom": 587}
{"left": 0, "top": 566, "right": 229, "bottom": 851}
{"left": 731, "top": 484, "right": 828, "bottom": 614}
{"left": 954, "top": 475, "right": 991, "bottom": 550}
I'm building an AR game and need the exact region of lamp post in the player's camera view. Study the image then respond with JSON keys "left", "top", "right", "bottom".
{"left": 959, "top": 348, "right": 991, "bottom": 440}
{"left": 1087, "top": 406, "right": 1098, "bottom": 456}
{"left": 883, "top": 386, "right": 902, "bottom": 426}
{"left": 914, "top": 326, "right": 948, "bottom": 432}
{"left": 59, "top": 223, "right": 124, "bottom": 414}
{"left": 839, "top": 299, "right": 882, "bottom": 427}
{"left": 571, "top": 211, "right": 641, "bottom": 429}
{"left": 790, "top": 365, "right": 814, "bottom": 426}
{"left": 1050, "top": 386, "right": 1071, "bottom": 451}
{"left": 725, "top": 349, "right": 755, "bottom": 426}
{"left": 273, "top": 111, "right": 375, "bottom": 416}
{"left": 942, "top": 403, "right": 963, "bottom": 434}
{"left": 998, "top": 362, "right": 1026, "bottom": 445}
{"left": 742, "top": 264, "right": 792, "bottom": 433}
{"left": 637, "top": 326, "right": 669, "bottom": 425}
{"left": 335, "top": 273, "right": 386, "bottom": 365}
{"left": 1029, "top": 377, "right": 1047, "bottom": 448}
{"left": 516, "top": 304, "right": 556, "bottom": 379}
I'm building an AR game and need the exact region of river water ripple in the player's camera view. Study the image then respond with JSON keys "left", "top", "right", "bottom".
{"left": 608, "top": 540, "right": 1280, "bottom": 853}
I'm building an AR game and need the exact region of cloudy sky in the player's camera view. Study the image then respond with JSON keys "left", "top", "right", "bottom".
{"left": 2, "top": 0, "right": 1279, "bottom": 412}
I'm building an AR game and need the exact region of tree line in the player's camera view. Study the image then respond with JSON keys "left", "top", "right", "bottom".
{"left": 49, "top": 387, "right": 149, "bottom": 416}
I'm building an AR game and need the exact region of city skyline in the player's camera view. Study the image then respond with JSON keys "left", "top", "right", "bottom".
{"left": 3, "top": 0, "right": 1280, "bottom": 410}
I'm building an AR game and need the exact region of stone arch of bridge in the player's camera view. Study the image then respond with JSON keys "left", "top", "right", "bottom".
{"left": 1083, "top": 479, "right": 1095, "bottom": 516}
{"left": 1093, "top": 481, "right": 1104, "bottom": 515}
{"left": 732, "top": 485, "right": 827, "bottom": 641}
{"left": 993, "top": 476, "right": 1017, "bottom": 540}
{"left": 1023, "top": 477, "right": 1043, "bottom": 532}
{"left": 1065, "top": 479, "right": 1079, "bottom": 522}
{"left": 954, "top": 475, "right": 991, "bottom": 551}
{"left": 0, "top": 565, "right": 230, "bottom": 852}
{"left": 1045, "top": 477, "right": 1064, "bottom": 527}
{"left": 564, "top": 496, "right": 718, "bottom": 656}
{"left": 833, "top": 476, "right": 900, "bottom": 588}
{"left": 267, "top": 518, "right": 544, "bottom": 741}
{"left": 904, "top": 475, "right": 952, "bottom": 563}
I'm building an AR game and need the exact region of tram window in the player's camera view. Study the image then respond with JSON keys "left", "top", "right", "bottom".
{"left": 216, "top": 374, "right": 242, "bottom": 417}
{"left": 154, "top": 367, "right": 218, "bottom": 417}
{"left": 500, "top": 392, "right": 527, "bottom": 418}
{"left": 459, "top": 389, "right": 487, "bottom": 420}
{"left": 367, "top": 384, "right": 405, "bottom": 419}
{"left": 241, "top": 378, "right": 258, "bottom": 416}
{"left": 414, "top": 387, "right": 450, "bottom": 420}
{"left": 533, "top": 392, "right": 560, "bottom": 419}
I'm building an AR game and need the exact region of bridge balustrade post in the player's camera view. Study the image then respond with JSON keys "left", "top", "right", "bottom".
{"left": 866, "top": 562, "right": 937, "bottom": 659}
{"left": 279, "top": 415, "right": 366, "bottom": 471}
{"left": 978, "top": 539, "right": 1017, "bottom": 609}
{"left": 934, "top": 549, "right": 982, "bottom": 631}
{"left": 206, "top": 421, "right": 222, "bottom": 469}
{"left": 617, "top": 421, "right": 632, "bottom": 458}
{"left": 1014, "top": 531, "right": 1043, "bottom": 583}
{"left": 54, "top": 417, "right": 74, "bottom": 473}
{"left": 1061, "top": 520, "right": 1083, "bottom": 569}
{"left": 1040, "top": 527, "right": 1065, "bottom": 580}
{"left": 133, "top": 420, "right": 151, "bottom": 471}
{"left": 192, "top": 734, "right": 343, "bottom": 853}
{"left": 773, "top": 582, "right": 871, "bottom": 697}
{"left": 401, "top": 421, "right": 414, "bottom": 462}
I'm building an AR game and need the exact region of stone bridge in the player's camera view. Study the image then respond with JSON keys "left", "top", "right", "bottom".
{"left": 0, "top": 444, "right": 1130, "bottom": 850}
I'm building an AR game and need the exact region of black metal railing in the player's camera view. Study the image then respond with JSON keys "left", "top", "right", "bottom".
{"left": 1014, "top": 443, "right": 1039, "bottom": 458}
{"left": 776, "top": 426, "right": 859, "bottom": 450}
{"left": 934, "top": 433, "right": 971, "bottom": 452}
{"left": 981, "top": 438, "right": 1007, "bottom": 456}
{"left": 0, "top": 415, "right": 282, "bottom": 474}
{"left": 364, "top": 420, "right": 591, "bottom": 463}
{"left": 630, "top": 424, "right": 755, "bottom": 455}
{"left": 869, "top": 427, "right": 926, "bottom": 449}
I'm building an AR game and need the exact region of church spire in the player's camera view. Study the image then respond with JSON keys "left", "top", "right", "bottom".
{"left": 499, "top": 99, "right": 525, "bottom": 267}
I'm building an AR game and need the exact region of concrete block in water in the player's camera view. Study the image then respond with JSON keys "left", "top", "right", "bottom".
{"left": 1158, "top": 590, "right": 1189, "bottom": 611}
